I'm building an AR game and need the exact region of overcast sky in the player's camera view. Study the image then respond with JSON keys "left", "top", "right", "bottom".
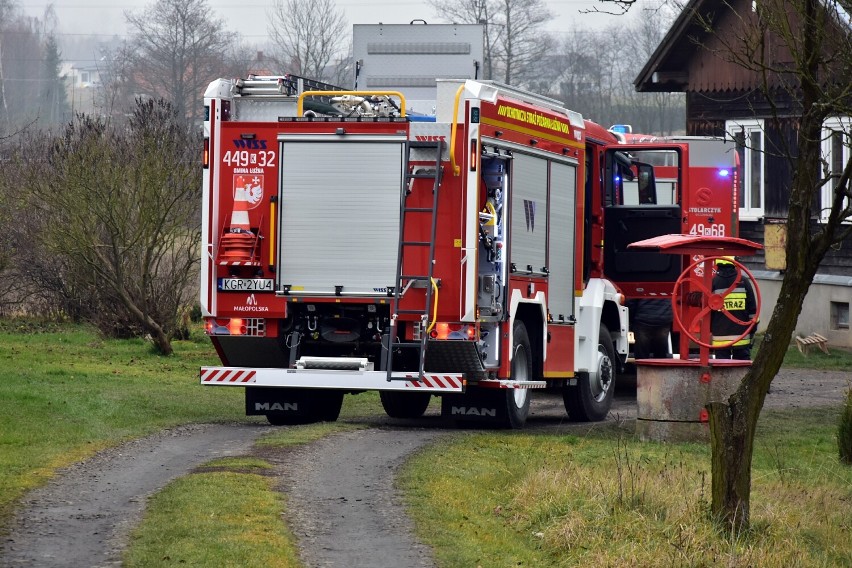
{"left": 20, "top": 0, "right": 636, "bottom": 42}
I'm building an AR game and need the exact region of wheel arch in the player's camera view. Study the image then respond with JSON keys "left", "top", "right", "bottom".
{"left": 511, "top": 298, "right": 546, "bottom": 381}
{"left": 575, "top": 278, "right": 629, "bottom": 373}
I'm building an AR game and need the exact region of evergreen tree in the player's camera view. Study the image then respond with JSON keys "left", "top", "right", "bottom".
{"left": 41, "top": 36, "right": 69, "bottom": 126}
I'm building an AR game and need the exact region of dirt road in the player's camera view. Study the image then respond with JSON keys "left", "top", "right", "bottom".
{"left": 0, "top": 423, "right": 273, "bottom": 568}
{"left": 1, "top": 369, "right": 848, "bottom": 568}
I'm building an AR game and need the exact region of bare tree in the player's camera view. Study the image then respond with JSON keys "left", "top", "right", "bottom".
{"left": 429, "top": 0, "right": 502, "bottom": 79}
{"left": 125, "top": 0, "right": 229, "bottom": 124}
{"left": 626, "top": 6, "right": 685, "bottom": 134}
{"left": 557, "top": 27, "right": 620, "bottom": 123}
{"left": 495, "top": 0, "right": 553, "bottom": 84}
{"left": 7, "top": 100, "right": 201, "bottom": 354}
{"left": 267, "top": 0, "right": 348, "bottom": 81}
{"left": 430, "top": 0, "right": 553, "bottom": 84}
{"left": 686, "top": 0, "right": 852, "bottom": 530}
{"left": 0, "top": 0, "right": 17, "bottom": 129}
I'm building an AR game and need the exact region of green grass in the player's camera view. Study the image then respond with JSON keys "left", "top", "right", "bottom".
{"left": 124, "top": 470, "right": 300, "bottom": 567}
{"left": 401, "top": 408, "right": 852, "bottom": 567}
{"left": 755, "top": 333, "right": 852, "bottom": 369}
{"left": 0, "top": 321, "right": 386, "bottom": 566}
{"left": 256, "top": 421, "right": 369, "bottom": 448}
{"left": 125, "top": 422, "right": 368, "bottom": 567}
{"left": 0, "top": 322, "right": 387, "bottom": 521}
{"left": 0, "top": 322, "right": 252, "bottom": 524}
{"left": 4, "top": 320, "right": 851, "bottom": 566}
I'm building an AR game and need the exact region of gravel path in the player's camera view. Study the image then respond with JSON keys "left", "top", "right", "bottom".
{"left": 280, "top": 428, "right": 443, "bottom": 568}
{"left": 0, "top": 423, "right": 272, "bottom": 568}
{"left": 0, "top": 368, "right": 848, "bottom": 568}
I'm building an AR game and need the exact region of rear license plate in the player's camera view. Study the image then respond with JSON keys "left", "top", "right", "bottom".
{"left": 218, "top": 278, "right": 274, "bottom": 292}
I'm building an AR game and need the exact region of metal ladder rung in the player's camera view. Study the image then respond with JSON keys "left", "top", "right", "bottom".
{"left": 387, "top": 139, "right": 443, "bottom": 382}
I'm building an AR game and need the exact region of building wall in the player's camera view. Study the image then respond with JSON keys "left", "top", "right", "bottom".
{"left": 754, "top": 272, "right": 852, "bottom": 349}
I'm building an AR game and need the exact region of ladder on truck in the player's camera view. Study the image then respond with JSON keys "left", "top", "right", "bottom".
{"left": 233, "top": 74, "right": 346, "bottom": 99}
{"left": 386, "top": 140, "right": 444, "bottom": 381}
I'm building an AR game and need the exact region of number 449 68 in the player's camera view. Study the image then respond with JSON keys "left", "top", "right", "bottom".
{"left": 688, "top": 223, "right": 726, "bottom": 237}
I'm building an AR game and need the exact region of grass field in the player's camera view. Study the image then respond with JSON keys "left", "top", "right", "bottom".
{"left": 0, "top": 322, "right": 238, "bottom": 522}
{"left": 2, "top": 321, "right": 850, "bottom": 566}
{"left": 401, "top": 408, "right": 852, "bottom": 566}
{"left": 125, "top": 422, "right": 365, "bottom": 568}
{"left": 0, "top": 322, "right": 379, "bottom": 528}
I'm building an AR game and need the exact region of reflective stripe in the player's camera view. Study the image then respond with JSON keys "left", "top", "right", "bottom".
{"left": 713, "top": 286, "right": 747, "bottom": 296}
{"left": 712, "top": 337, "right": 751, "bottom": 347}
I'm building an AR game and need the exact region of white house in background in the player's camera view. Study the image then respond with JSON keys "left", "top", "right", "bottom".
{"left": 60, "top": 62, "right": 103, "bottom": 115}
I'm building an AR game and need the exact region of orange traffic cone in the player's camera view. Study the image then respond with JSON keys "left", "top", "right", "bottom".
{"left": 218, "top": 187, "right": 258, "bottom": 264}
{"left": 229, "top": 187, "right": 253, "bottom": 233}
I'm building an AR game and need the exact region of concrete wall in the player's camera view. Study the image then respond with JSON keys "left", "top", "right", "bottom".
{"left": 754, "top": 271, "right": 852, "bottom": 348}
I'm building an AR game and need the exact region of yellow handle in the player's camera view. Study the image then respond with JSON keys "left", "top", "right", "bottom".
{"left": 426, "top": 277, "right": 439, "bottom": 334}
{"left": 269, "top": 200, "right": 276, "bottom": 267}
{"left": 449, "top": 84, "right": 464, "bottom": 176}
{"left": 297, "top": 90, "right": 407, "bottom": 117}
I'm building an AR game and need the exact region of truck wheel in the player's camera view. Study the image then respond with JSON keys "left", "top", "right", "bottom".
{"left": 316, "top": 391, "right": 344, "bottom": 422}
{"left": 504, "top": 320, "right": 532, "bottom": 429}
{"left": 563, "top": 324, "right": 616, "bottom": 421}
{"left": 446, "top": 321, "right": 531, "bottom": 429}
{"left": 380, "top": 391, "right": 432, "bottom": 419}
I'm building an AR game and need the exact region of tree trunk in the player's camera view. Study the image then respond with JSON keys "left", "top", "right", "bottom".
{"left": 707, "top": 254, "right": 820, "bottom": 528}
{"left": 708, "top": 148, "right": 820, "bottom": 527}
{"left": 707, "top": 397, "right": 754, "bottom": 530}
{"left": 114, "top": 282, "right": 174, "bottom": 356}
{"left": 149, "top": 325, "right": 174, "bottom": 356}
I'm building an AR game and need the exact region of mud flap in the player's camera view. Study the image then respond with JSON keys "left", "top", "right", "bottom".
{"left": 245, "top": 386, "right": 340, "bottom": 421}
{"left": 441, "top": 390, "right": 507, "bottom": 425}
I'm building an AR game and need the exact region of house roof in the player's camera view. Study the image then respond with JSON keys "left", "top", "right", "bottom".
{"left": 634, "top": 0, "right": 710, "bottom": 93}
{"left": 635, "top": 0, "right": 852, "bottom": 93}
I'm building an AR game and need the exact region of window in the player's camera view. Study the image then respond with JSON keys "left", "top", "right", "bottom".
{"left": 831, "top": 301, "right": 850, "bottom": 330}
{"left": 820, "top": 117, "right": 851, "bottom": 222}
{"left": 613, "top": 148, "right": 680, "bottom": 206}
{"left": 80, "top": 71, "right": 90, "bottom": 84}
{"left": 726, "top": 119, "right": 765, "bottom": 220}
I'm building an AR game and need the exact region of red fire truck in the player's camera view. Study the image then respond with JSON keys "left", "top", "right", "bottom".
{"left": 199, "top": 75, "right": 738, "bottom": 428}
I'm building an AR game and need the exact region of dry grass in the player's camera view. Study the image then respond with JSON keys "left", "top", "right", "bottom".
{"left": 402, "top": 409, "right": 852, "bottom": 567}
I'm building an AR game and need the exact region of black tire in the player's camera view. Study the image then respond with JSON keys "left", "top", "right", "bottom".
{"left": 316, "top": 391, "right": 344, "bottom": 422}
{"left": 450, "top": 321, "right": 532, "bottom": 429}
{"left": 563, "top": 324, "right": 616, "bottom": 421}
{"left": 380, "top": 391, "right": 432, "bottom": 419}
{"left": 265, "top": 389, "right": 344, "bottom": 426}
{"left": 504, "top": 320, "right": 532, "bottom": 429}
